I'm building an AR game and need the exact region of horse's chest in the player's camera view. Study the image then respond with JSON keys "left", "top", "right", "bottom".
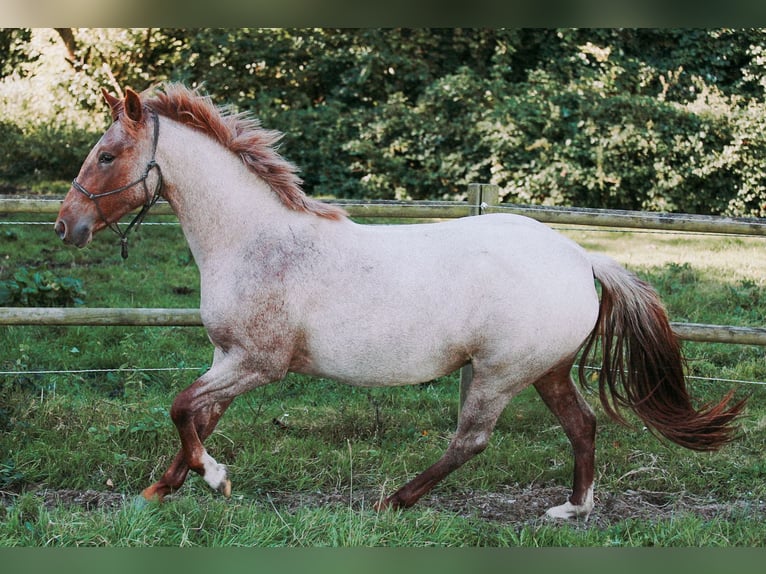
{"left": 198, "top": 261, "right": 291, "bottom": 334}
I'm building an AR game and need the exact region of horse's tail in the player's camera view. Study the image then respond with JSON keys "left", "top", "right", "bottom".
{"left": 579, "top": 254, "right": 746, "bottom": 451}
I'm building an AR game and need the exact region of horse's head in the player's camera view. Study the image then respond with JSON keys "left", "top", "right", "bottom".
{"left": 55, "top": 87, "right": 162, "bottom": 257}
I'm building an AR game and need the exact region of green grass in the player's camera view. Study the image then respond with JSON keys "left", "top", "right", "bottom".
{"left": 1, "top": 212, "right": 765, "bottom": 546}
{"left": 4, "top": 490, "right": 766, "bottom": 547}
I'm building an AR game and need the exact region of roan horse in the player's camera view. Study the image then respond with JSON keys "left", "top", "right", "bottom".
{"left": 55, "top": 83, "right": 745, "bottom": 519}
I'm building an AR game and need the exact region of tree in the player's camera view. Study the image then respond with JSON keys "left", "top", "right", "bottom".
{"left": 3, "top": 28, "right": 766, "bottom": 215}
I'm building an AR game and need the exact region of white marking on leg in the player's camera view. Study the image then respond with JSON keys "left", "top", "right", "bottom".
{"left": 546, "top": 485, "right": 594, "bottom": 520}
{"left": 201, "top": 451, "right": 228, "bottom": 492}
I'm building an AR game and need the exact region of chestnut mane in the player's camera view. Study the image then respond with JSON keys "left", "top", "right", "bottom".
{"left": 137, "top": 83, "right": 346, "bottom": 220}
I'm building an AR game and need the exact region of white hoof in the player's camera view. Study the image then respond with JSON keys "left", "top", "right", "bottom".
{"left": 545, "top": 486, "right": 594, "bottom": 520}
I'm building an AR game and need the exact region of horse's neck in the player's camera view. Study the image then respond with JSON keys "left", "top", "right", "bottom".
{"left": 157, "top": 120, "right": 289, "bottom": 268}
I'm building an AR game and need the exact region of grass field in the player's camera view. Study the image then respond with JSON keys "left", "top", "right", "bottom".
{"left": 1, "top": 208, "right": 765, "bottom": 546}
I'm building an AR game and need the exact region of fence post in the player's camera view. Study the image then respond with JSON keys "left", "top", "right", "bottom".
{"left": 459, "top": 184, "right": 499, "bottom": 414}
{"left": 466, "top": 183, "right": 499, "bottom": 216}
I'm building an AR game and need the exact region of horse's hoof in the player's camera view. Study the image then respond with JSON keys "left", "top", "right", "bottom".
{"left": 545, "top": 502, "right": 581, "bottom": 520}
{"left": 545, "top": 488, "right": 594, "bottom": 520}
{"left": 140, "top": 485, "right": 165, "bottom": 504}
{"left": 373, "top": 494, "right": 402, "bottom": 512}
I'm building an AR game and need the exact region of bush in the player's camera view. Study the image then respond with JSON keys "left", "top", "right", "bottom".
{"left": 5, "top": 28, "right": 766, "bottom": 215}
{"left": 0, "top": 267, "right": 86, "bottom": 307}
{"left": 0, "top": 120, "right": 98, "bottom": 187}
{"left": 478, "top": 49, "right": 766, "bottom": 216}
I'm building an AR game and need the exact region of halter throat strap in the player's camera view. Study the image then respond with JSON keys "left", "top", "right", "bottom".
{"left": 71, "top": 110, "right": 163, "bottom": 259}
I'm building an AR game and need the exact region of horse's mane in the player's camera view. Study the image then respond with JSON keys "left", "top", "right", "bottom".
{"left": 138, "top": 83, "right": 346, "bottom": 221}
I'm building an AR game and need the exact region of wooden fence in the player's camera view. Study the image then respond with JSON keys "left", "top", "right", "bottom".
{"left": 3, "top": 184, "right": 766, "bottom": 347}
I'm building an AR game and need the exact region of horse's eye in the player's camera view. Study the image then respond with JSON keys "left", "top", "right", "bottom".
{"left": 98, "top": 152, "right": 115, "bottom": 164}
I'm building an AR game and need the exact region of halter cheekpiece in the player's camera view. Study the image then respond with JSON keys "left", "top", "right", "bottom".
{"left": 71, "top": 109, "right": 163, "bottom": 259}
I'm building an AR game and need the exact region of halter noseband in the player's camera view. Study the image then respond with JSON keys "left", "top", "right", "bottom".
{"left": 71, "top": 110, "right": 163, "bottom": 259}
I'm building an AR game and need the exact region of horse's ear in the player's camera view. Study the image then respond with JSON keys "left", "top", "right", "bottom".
{"left": 124, "top": 88, "right": 143, "bottom": 123}
{"left": 102, "top": 87, "right": 122, "bottom": 121}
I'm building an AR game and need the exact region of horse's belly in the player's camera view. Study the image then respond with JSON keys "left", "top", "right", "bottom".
{"left": 297, "top": 278, "right": 598, "bottom": 388}
{"left": 297, "top": 321, "right": 473, "bottom": 386}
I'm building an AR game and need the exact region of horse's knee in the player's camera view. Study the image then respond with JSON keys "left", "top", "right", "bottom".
{"left": 169, "top": 388, "right": 194, "bottom": 426}
{"left": 170, "top": 386, "right": 217, "bottom": 430}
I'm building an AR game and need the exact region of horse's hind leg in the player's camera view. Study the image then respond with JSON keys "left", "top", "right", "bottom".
{"left": 377, "top": 375, "right": 512, "bottom": 510}
{"left": 533, "top": 361, "right": 596, "bottom": 520}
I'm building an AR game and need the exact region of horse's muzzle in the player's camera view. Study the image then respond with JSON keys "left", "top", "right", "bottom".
{"left": 54, "top": 216, "right": 93, "bottom": 248}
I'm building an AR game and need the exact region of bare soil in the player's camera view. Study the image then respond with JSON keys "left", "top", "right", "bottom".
{"left": 261, "top": 484, "right": 765, "bottom": 527}
{"left": 5, "top": 484, "right": 763, "bottom": 528}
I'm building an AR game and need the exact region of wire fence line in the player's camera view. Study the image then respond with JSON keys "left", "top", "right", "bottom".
{"left": 2, "top": 188, "right": 766, "bottom": 389}
{"left": 0, "top": 366, "right": 203, "bottom": 377}
{"left": 3, "top": 364, "right": 764, "bottom": 388}
{"left": 7, "top": 194, "right": 766, "bottom": 232}
{"left": 0, "top": 220, "right": 180, "bottom": 226}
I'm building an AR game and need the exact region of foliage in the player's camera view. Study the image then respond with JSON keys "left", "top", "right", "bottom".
{"left": 0, "top": 29, "right": 35, "bottom": 79}
{"left": 0, "top": 267, "right": 85, "bottom": 307}
{"left": 0, "top": 118, "right": 100, "bottom": 186}
{"left": 3, "top": 28, "right": 766, "bottom": 215}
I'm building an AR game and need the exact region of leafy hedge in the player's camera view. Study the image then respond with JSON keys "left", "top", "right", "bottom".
{"left": 3, "top": 28, "right": 766, "bottom": 216}
{"left": 0, "top": 120, "right": 98, "bottom": 187}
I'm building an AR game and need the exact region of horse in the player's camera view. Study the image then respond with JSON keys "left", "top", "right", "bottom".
{"left": 54, "top": 83, "right": 745, "bottom": 519}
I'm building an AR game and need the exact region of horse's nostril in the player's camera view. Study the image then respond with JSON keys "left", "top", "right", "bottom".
{"left": 54, "top": 219, "right": 67, "bottom": 241}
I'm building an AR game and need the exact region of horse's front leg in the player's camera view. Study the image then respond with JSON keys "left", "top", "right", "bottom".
{"left": 142, "top": 351, "right": 268, "bottom": 502}
{"left": 141, "top": 396, "right": 233, "bottom": 502}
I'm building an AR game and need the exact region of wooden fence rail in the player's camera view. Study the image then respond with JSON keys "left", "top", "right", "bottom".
{"left": 0, "top": 307, "right": 202, "bottom": 327}
{"left": 2, "top": 307, "right": 765, "bottom": 346}
{"left": 3, "top": 185, "right": 766, "bottom": 347}
{"left": 7, "top": 190, "right": 766, "bottom": 235}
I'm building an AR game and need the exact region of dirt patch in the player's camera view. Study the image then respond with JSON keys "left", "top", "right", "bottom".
{"left": 7, "top": 484, "right": 763, "bottom": 528}
{"left": 260, "top": 484, "right": 765, "bottom": 527}
{"left": 36, "top": 488, "right": 128, "bottom": 512}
